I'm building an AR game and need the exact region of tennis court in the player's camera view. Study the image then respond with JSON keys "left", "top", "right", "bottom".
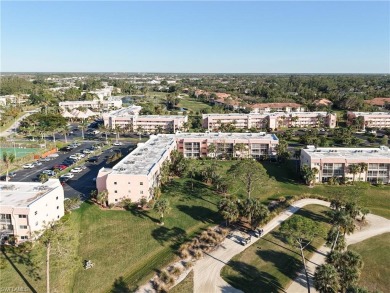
{"left": 0, "top": 147, "right": 39, "bottom": 158}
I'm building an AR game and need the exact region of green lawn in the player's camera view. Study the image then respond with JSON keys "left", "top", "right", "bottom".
{"left": 0, "top": 178, "right": 221, "bottom": 293}
{"left": 178, "top": 97, "right": 212, "bottom": 113}
{"left": 171, "top": 270, "right": 194, "bottom": 293}
{"left": 349, "top": 233, "right": 390, "bottom": 293}
{"left": 221, "top": 204, "right": 331, "bottom": 293}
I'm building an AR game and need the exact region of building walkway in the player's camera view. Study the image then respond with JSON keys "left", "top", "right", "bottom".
{"left": 0, "top": 109, "right": 39, "bottom": 137}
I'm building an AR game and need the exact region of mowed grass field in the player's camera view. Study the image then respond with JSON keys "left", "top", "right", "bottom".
{"left": 221, "top": 204, "right": 331, "bottom": 292}
{"left": 0, "top": 147, "right": 39, "bottom": 158}
{"left": 0, "top": 178, "right": 221, "bottom": 293}
{"left": 177, "top": 97, "right": 212, "bottom": 113}
{"left": 349, "top": 233, "right": 390, "bottom": 293}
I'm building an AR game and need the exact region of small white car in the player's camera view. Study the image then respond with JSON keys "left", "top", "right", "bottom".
{"left": 47, "top": 153, "right": 59, "bottom": 158}
{"left": 42, "top": 170, "right": 55, "bottom": 176}
{"left": 33, "top": 161, "right": 43, "bottom": 166}
{"left": 60, "top": 173, "right": 74, "bottom": 179}
{"left": 113, "top": 142, "right": 123, "bottom": 146}
{"left": 69, "top": 155, "right": 80, "bottom": 160}
{"left": 74, "top": 153, "right": 85, "bottom": 158}
{"left": 23, "top": 163, "right": 35, "bottom": 169}
{"left": 71, "top": 167, "right": 83, "bottom": 173}
{"left": 83, "top": 149, "right": 92, "bottom": 154}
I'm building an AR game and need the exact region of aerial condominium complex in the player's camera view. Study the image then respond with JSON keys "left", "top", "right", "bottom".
{"left": 103, "top": 106, "right": 188, "bottom": 133}
{"left": 202, "top": 112, "right": 336, "bottom": 131}
{"left": 347, "top": 111, "right": 390, "bottom": 130}
{"left": 97, "top": 132, "right": 279, "bottom": 204}
{"left": 0, "top": 179, "right": 65, "bottom": 243}
{"left": 249, "top": 102, "right": 305, "bottom": 114}
{"left": 300, "top": 145, "right": 390, "bottom": 184}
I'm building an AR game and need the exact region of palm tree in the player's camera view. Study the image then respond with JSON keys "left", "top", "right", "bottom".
{"left": 314, "top": 264, "right": 340, "bottom": 293}
{"left": 348, "top": 164, "right": 360, "bottom": 183}
{"left": 114, "top": 125, "right": 122, "bottom": 143}
{"left": 218, "top": 199, "right": 239, "bottom": 226}
{"left": 2, "top": 152, "right": 15, "bottom": 183}
{"left": 98, "top": 124, "right": 109, "bottom": 142}
{"left": 154, "top": 198, "right": 171, "bottom": 225}
{"left": 301, "top": 165, "right": 319, "bottom": 186}
{"left": 80, "top": 119, "right": 89, "bottom": 140}
{"left": 39, "top": 173, "right": 49, "bottom": 183}
{"left": 233, "top": 143, "right": 246, "bottom": 159}
{"left": 357, "top": 162, "right": 368, "bottom": 182}
{"left": 60, "top": 128, "right": 68, "bottom": 143}
{"left": 96, "top": 190, "right": 108, "bottom": 207}
{"left": 207, "top": 143, "right": 217, "bottom": 159}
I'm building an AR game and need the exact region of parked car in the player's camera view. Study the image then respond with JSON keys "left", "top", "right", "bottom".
{"left": 83, "top": 149, "right": 92, "bottom": 154}
{"left": 69, "top": 155, "right": 80, "bottom": 160}
{"left": 74, "top": 153, "right": 85, "bottom": 158}
{"left": 0, "top": 175, "right": 10, "bottom": 181}
{"left": 23, "top": 163, "right": 35, "bottom": 169}
{"left": 33, "top": 161, "right": 43, "bottom": 166}
{"left": 113, "top": 142, "right": 123, "bottom": 146}
{"left": 39, "top": 157, "right": 51, "bottom": 162}
{"left": 87, "top": 157, "right": 99, "bottom": 163}
{"left": 53, "top": 165, "right": 67, "bottom": 171}
{"left": 79, "top": 165, "right": 87, "bottom": 170}
{"left": 60, "top": 173, "right": 74, "bottom": 179}
{"left": 71, "top": 167, "right": 83, "bottom": 173}
{"left": 47, "top": 153, "right": 59, "bottom": 158}
{"left": 42, "top": 170, "right": 55, "bottom": 176}
{"left": 8, "top": 172, "right": 17, "bottom": 178}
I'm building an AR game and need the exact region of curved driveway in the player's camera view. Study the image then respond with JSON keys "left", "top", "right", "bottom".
{"left": 192, "top": 199, "right": 390, "bottom": 293}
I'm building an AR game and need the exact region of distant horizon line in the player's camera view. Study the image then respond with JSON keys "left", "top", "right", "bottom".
{"left": 1, "top": 72, "right": 389, "bottom": 75}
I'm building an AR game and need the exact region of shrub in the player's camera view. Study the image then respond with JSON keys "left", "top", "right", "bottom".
{"left": 180, "top": 249, "right": 190, "bottom": 259}
{"left": 183, "top": 261, "right": 193, "bottom": 269}
{"left": 194, "top": 249, "right": 203, "bottom": 260}
{"left": 171, "top": 266, "right": 182, "bottom": 277}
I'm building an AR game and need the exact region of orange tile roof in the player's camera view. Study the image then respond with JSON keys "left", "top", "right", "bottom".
{"left": 314, "top": 98, "right": 333, "bottom": 106}
{"left": 365, "top": 97, "right": 390, "bottom": 106}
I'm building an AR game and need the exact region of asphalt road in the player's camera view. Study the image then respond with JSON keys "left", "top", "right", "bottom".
{"left": 9, "top": 141, "right": 135, "bottom": 199}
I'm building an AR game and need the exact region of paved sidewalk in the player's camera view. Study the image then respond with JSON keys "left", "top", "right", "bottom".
{"left": 0, "top": 109, "right": 38, "bottom": 137}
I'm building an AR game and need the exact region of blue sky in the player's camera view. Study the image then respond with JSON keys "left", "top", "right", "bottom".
{"left": 1, "top": 1, "right": 389, "bottom": 73}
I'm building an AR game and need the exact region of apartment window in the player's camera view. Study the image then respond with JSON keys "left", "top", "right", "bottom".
{"left": 57, "top": 215, "right": 60, "bottom": 219}
{"left": 128, "top": 190, "right": 131, "bottom": 193}
{"left": 140, "top": 191, "right": 144, "bottom": 194}
{"left": 56, "top": 196, "right": 58, "bottom": 200}
{"left": 114, "top": 190, "right": 118, "bottom": 193}
{"left": 128, "top": 182, "right": 131, "bottom": 184}
{"left": 19, "top": 225, "right": 28, "bottom": 229}
{"left": 35, "top": 222, "right": 38, "bottom": 226}
{"left": 114, "top": 182, "right": 117, "bottom": 185}
{"left": 57, "top": 206, "right": 59, "bottom": 209}
{"left": 140, "top": 182, "right": 143, "bottom": 185}
{"left": 21, "top": 236, "right": 28, "bottom": 240}
{"left": 115, "top": 199, "right": 118, "bottom": 202}
{"left": 18, "top": 215, "right": 27, "bottom": 218}
{"left": 34, "top": 211, "right": 38, "bottom": 215}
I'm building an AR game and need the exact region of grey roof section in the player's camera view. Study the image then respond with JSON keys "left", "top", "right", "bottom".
{"left": 0, "top": 179, "right": 61, "bottom": 207}
{"left": 111, "top": 135, "right": 176, "bottom": 175}
{"left": 302, "top": 146, "right": 390, "bottom": 159}
{"left": 174, "top": 132, "right": 279, "bottom": 141}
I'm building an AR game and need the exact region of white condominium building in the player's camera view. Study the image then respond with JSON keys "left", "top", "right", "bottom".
{"left": 300, "top": 145, "right": 390, "bottom": 184}
{"left": 202, "top": 112, "right": 337, "bottom": 131}
{"left": 347, "top": 111, "right": 390, "bottom": 130}
{"left": 0, "top": 179, "right": 65, "bottom": 243}
{"left": 96, "top": 132, "right": 279, "bottom": 204}
{"left": 103, "top": 106, "right": 187, "bottom": 133}
{"left": 59, "top": 98, "right": 122, "bottom": 111}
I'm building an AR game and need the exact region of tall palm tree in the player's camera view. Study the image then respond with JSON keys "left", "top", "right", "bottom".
{"left": 98, "top": 124, "right": 109, "bottom": 142}
{"left": 154, "top": 198, "right": 171, "bottom": 225}
{"left": 357, "top": 162, "right": 368, "bottom": 182}
{"left": 348, "top": 164, "right": 360, "bottom": 183}
{"left": 314, "top": 264, "right": 340, "bottom": 293}
{"left": 79, "top": 119, "right": 89, "bottom": 140}
{"left": 207, "top": 143, "right": 217, "bottom": 159}
{"left": 2, "top": 152, "right": 15, "bottom": 183}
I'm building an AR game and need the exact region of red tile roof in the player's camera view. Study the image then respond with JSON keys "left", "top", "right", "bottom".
{"left": 249, "top": 103, "right": 303, "bottom": 109}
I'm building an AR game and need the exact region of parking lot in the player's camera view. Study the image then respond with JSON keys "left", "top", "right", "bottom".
{"left": 7, "top": 141, "right": 135, "bottom": 199}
